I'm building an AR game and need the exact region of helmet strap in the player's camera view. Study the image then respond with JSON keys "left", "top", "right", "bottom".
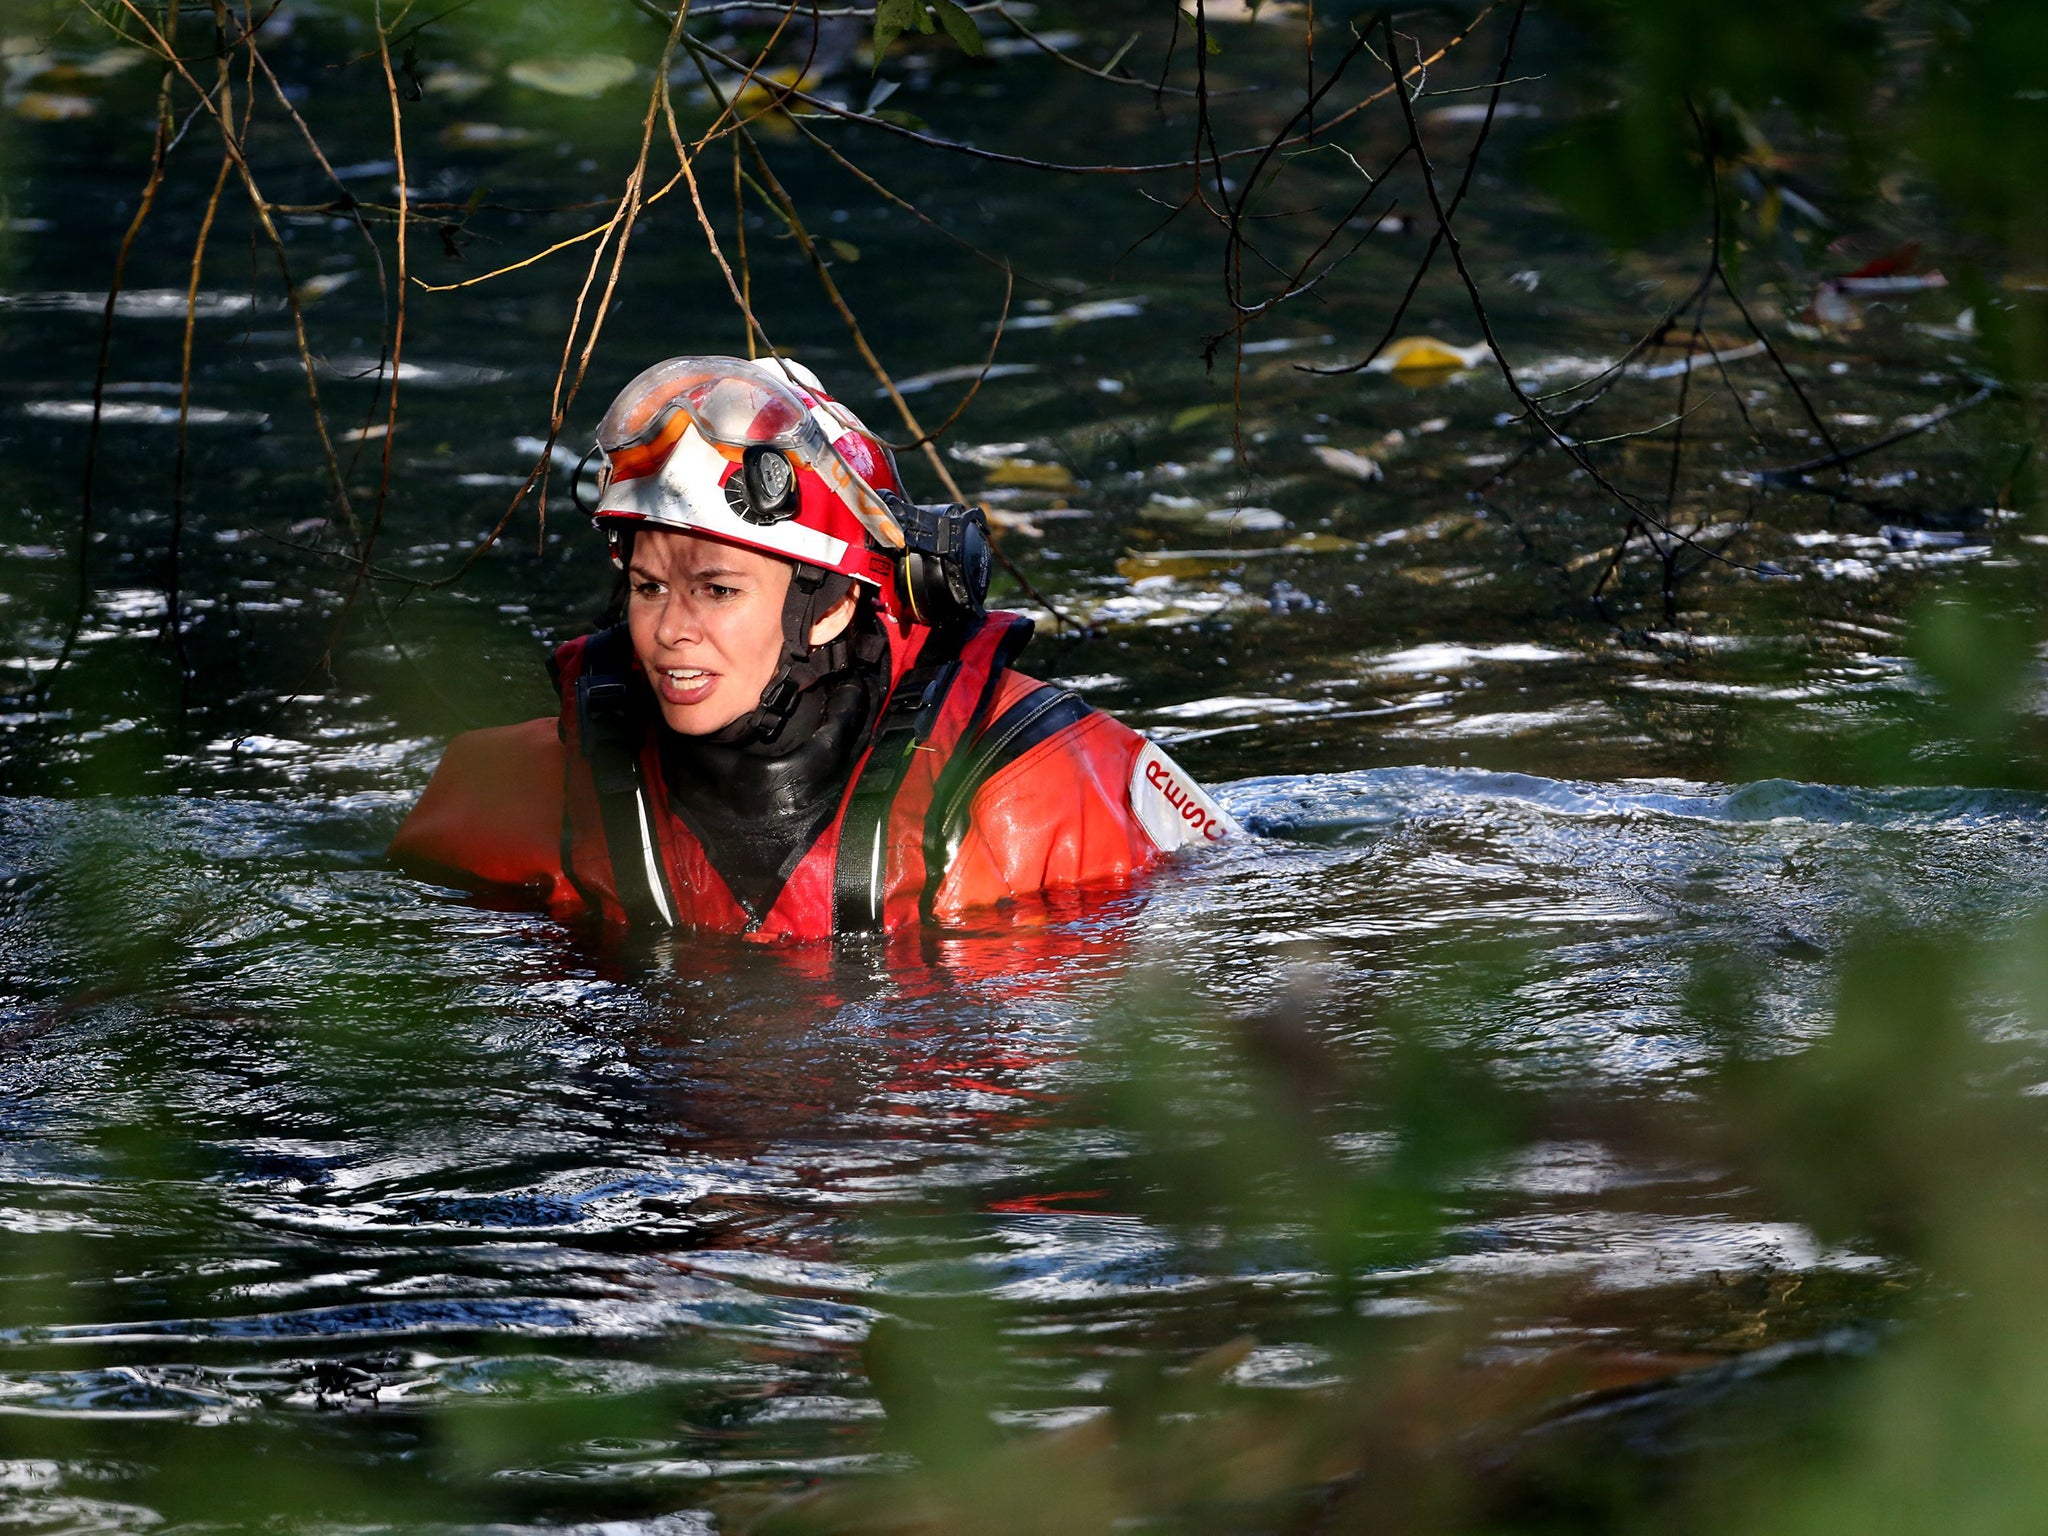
{"left": 710, "top": 561, "right": 859, "bottom": 747}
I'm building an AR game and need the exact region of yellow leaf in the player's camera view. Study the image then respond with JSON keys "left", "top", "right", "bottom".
{"left": 734, "top": 65, "right": 823, "bottom": 114}
{"left": 982, "top": 459, "right": 1076, "bottom": 491}
{"left": 13, "top": 92, "right": 94, "bottom": 121}
{"left": 1369, "top": 335, "right": 1490, "bottom": 376}
{"left": 1170, "top": 402, "right": 1231, "bottom": 431}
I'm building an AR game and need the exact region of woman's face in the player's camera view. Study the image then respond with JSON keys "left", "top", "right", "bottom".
{"left": 626, "top": 528, "right": 795, "bottom": 736}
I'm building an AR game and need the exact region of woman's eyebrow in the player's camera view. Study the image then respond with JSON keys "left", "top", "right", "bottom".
{"left": 629, "top": 561, "right": 751, "bottom": 582}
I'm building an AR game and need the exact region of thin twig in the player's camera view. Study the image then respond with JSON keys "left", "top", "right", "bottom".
{"left": 41, "top": 35, "right": 178, "bottom": 698}
{"left": 991, "top": 4, "right": 1214, "bottom": 97}
{"left": 1756, "top": 384, "right": 2001, "bottom": 486}
{"left": 1301, "top": 0, "right": 1525, "bottom": 377}
{"left": 1381, "top": 13, "right": 1751, "bottom": 575}
{"left": 674, "top": 8, "right": 1497, "bottom": 178}
{"left": 314, "top": 0, "right": 413, "bottom": 674}
{"left": 439, "top": 0, "right": 693, "bottom": 582}
{"left": 168, "top": 149, "right": 234, "bottom": 667}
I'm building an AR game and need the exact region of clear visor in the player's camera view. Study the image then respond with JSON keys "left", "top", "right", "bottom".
{"left": 596, "top": 356, "right": 817, "bottom": 456}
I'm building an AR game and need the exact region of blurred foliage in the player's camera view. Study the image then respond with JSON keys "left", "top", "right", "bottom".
{"left": 1532, "top": 0, "right": 2048, "bottom": 377}
{"left": 6, "top": 0, "right": 2048, "bottom": 1531}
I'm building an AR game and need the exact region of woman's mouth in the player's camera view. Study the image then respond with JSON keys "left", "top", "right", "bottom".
{"left": 655, "top": 666, "right": 718, "bottom": 707}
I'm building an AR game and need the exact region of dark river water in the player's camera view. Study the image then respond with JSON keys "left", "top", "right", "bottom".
{"left": 0, "top": 2, "right": 2041, "bottom": 1530}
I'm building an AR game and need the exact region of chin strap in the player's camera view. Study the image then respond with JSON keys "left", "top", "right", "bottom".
{"left": 712, "top": 562, "right": 861, "bottom": 747}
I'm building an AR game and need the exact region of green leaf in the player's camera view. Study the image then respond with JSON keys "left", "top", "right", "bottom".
{"left": 929, "top": 0, "right": 985, "bottom": 56}
{"left": 873, "top": 0, "right": 918, "bottom": 62}
{"left": 828, "top": 239, "right": 861, "bottom": 263}
{"left": 874, "top": 106, "right": 930, "bottom": 131}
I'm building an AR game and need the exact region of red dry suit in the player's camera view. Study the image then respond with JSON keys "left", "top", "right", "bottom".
{"left": 388, "top": 609, "right": 1236, "bottom": 940}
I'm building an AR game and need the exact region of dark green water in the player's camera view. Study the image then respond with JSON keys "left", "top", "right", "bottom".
{"left": 0, "top": 2, "right": 2042, "bottom": 1530}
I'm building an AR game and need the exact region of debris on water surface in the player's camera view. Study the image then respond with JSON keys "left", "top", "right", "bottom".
{"left": 423, "top": 66, "right": 491, "bottom": 101}
{"left": 1807, "top": 243, "right": 1949, "bottom": 327}
{"left": 1635, "top": 339, "right": 1769, "bottom": 380}
{"left": 507, "top": 54, "right": 637, "bottom": 98}
{"left": 1140, "top": 497, "right": 1287, "bottom": 532}
{"left": 890, "top": 362, "right": 1038, "bottom": 395}
{"left": 440, "top": 121, "right": 541, "bottom": 149}
{"left": 981, "top": 506, "right": 1044, "bottom": 538}
{"left": 294, "top": 272, "right": 356, "bottom": 304}
{"left": 980, "top": 458, "right": 1077, "bottom": 492}
{"left": 1369, "top": 335, "right": 1493, "bottom": 377}
{"left": 1118, "top": 533, "right": 1356, "bottom": 582}
{"left": 1313, "top": 444, "right": 1385, "bottom": 482}
{"left": 1008, "top": 296, "right": 1149, "bottom": 331}
{"left": 1205, "top": 507, "right": 1290, "bottom": 532}
{"left": 23, "top": 401, "right": 268, "bottom": 428}
{"left": 11, "top": 91, "right": 94, "bottom": 121}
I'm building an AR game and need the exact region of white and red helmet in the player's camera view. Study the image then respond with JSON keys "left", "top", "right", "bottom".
{"left": 591, "top": 354, "right": 909, "bottom": 594}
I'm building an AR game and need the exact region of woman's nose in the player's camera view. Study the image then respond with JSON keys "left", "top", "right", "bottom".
{"left": 654, "top": 591, "right": 699, "bottom": 648}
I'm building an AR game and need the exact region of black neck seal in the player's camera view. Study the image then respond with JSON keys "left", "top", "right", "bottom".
{"left": 657, "top": 627, "right": 885, "bottom": 920}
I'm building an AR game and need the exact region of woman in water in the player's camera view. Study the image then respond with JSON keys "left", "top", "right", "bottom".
{"left": 390, "top": 354, "right": 1234, "bottom": 939}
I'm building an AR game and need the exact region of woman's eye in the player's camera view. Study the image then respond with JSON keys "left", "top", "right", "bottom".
{"left": 704, "top": 584, "right": 740, "bottom": 601}
{"left": 633, "top": 580, "right": 663, "bottom": 598}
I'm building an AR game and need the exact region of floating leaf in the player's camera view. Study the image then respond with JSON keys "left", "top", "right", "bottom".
{"left": 77, "top": 48, "right": 148, "bottom": 78}
{"left": 1117, "top": 533, "right": 1356, "bottom": 581}
{"left": 14, "top": 91, "right": 94, "bottom": 121}
{"left": 1312, "top": 444, "right": 1383, "bottom": 482}
{"left": 735, "top": 65, "right": 822, "bottom": 114}
{"left": 440, "top": 121, "right": 540, "bottom": 149}
{"left": 982, "top": 458, "right": 1076, "bottom": 491}
{"left": 423, "top": 66, "right": 491, "bottom": 101}
{"left": 1366, "top": 335, "right": 1491, "bottom": 377}
{"left": 827, "top": 239, "right": 861, "bottom": 263}
{"left": 982, "top": 507, "right": 1043, "bottom": 537}
{"left": 1205, "top": 506, "right": 1289, "bottom": 531}
{"left": 507, "top": 53, "right": 635, "bottom": 99}
{"left": 1170, "top": 402, "right": 1231, "bottom": 431}
{"left": 892, "top": 362, "right": 1036, "bottom": 394}
{"left": 294, "top": 272, "right": 356, "bottom": 304}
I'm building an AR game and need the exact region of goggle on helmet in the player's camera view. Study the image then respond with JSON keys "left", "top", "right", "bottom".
{"left": 591, "top": 355, "right": 909, "bottom": 594}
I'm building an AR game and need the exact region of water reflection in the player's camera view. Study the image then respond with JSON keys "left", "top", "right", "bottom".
{"left": 0, "top": 763, "right": 2041, "bottom": 1521}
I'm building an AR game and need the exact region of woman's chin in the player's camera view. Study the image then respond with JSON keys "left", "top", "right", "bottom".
{"left": 658, "top": 696, "right": 748, "bottom": 736}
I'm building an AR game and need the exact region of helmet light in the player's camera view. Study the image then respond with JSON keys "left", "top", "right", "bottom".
{"left": 740, "top": 445, "right": 800, "bottom": 522}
